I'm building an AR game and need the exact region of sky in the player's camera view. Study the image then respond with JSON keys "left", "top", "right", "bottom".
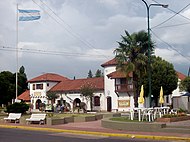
{"left": 1, "top": 0, "right": 190, "bottom": 80}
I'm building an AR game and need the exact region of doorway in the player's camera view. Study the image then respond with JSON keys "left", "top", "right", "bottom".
{"left": 36, "top": 99, "right": 42, "bottom": 109}
{"left": 73, "top": 98, "right": 81, "bottom": 108}
{"left": 107, "top": 97, "right": 112, "bottom": 112}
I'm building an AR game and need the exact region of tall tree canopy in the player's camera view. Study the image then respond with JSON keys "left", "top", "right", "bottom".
{"left": 0, "top": 66, "right": 28, "bottom": 105}
{"left": 0, "top": 71, "right": 15, "bottom": 105}
{"left": 17, "top": 66, "right": 28, "bottom": 95}
{"left": 142, "top": 56, "right": 178, "bottom": 106}
{"left": 114, "top": 30, "right": 154, "bottom": 107}
{"left": 95, "top": 69, "right": 103, "bottom": 77}
{"left": 180, "top": 77, "right": 190, "bottom": 92}
{"left": 87, "top": 70, "right": 93, "bottom": 78}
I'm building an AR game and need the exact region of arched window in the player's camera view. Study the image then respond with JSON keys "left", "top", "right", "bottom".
{"left": 94, "top": 96, "right": 100, "bottom": 106}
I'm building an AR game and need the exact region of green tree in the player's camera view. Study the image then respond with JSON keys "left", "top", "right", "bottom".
{"left": 180, "top": 77, "right": 190, "bottom": 92}
{"left": 87, "top": 70, "right": 93, "bottom": 78}
{"left": 80, "top": 83, "right": 95, "bottom": 111}
{"left": 142, "top": 56, "right": 178, "bottom": 106}
{"left": 114, "top": 30, "right": 154, "bottom": 107}
{"left": 0, "top": 67, "right": 28, "bottom": 105}
{"left": 95, "top": 69, "right": 103, "bottom": 77}
{"left": 6, "top": 102, "right": 29, "bottom": 114}
{"left": 46, "top": 92, "right": 59, "bottom": 111}
{"left": 0, "top": 71, "right": 15, "bottom": 105}
{"left": 17, "top": 66, "right": 28, "bottom": 95}
{"left": 19, "top": 66, "right": 25, "bottom": 74}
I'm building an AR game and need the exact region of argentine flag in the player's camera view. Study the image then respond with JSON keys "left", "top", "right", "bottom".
{"left": 18, "top": 9, "right": 40, "bottom": 21}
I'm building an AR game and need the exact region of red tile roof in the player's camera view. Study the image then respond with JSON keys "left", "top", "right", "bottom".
{"left": 107, "top": 70, "right": 133, "bottom": 79}
{"left": 50, "top": 77, "right": 104, "bottom": 92}
{"left": 176, "top": 71, "right": 186, "bottom": 80}
{"left": 28, "top": 73, "right": 70, "bottom": 83}
{"left": 101, "top": 58, "right": 117, "bottom": 67}
{"left": 17, "top": 90, "right": 30, "bottom": 101}
{"left": 108, "top": 70, "right": 185, "bottom": 80}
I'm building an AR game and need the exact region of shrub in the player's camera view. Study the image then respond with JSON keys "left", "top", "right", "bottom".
{"left": 0, "top": 107, "right": 5, "bottom": 113}
{"left": 162, "top": 114, "right": 177, "bottom": 118}
{"left": 178, "top": 108, "right": 187, "bottom": 113}
{"left": 5, "top": 102, "right": 29, "bottom": 114}
{"left": 162, "top": 113, "right": 187, "bottom": 118}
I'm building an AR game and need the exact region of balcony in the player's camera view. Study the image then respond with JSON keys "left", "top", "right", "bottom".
{"left": 115, "top": 84, "right": 133, "bottom": 92}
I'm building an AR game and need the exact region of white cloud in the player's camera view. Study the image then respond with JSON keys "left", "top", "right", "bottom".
{"left": 1, "top": 0, "right": 190, "bottom": 78}
{"left": 77, "top": 48, "right": 114, "bottom": 61}
{"left": 152, "top": 9, "right": 190, "bottom": 45}
{"left": 155, "top": 48, "right": 188, "bottom": 64}
{"left": 98, "top": 0, "right": 119, "bottom": 7}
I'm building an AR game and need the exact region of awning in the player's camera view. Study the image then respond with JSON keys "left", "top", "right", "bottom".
{"left": 182, "top": 92, "right": 190, "bottom": 97}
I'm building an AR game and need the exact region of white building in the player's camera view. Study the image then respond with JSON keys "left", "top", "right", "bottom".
{"left": 171, "top": 72, "right": 190, "bottom": 111}
{"left": 101, "top": 58, "right": 134, "bottom": 112}
{"left": 18, "top": 58, "right": 184, "bottom": 112}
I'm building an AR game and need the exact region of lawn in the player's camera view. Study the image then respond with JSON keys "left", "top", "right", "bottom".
{"left": 48, "top": 113, "right": 95, "bottom": 118}
{"left": 0, "top": 112, "right": 96, "bottom": 122}
{"left": 110, "top": 117, "right": 147, "bottom": 122}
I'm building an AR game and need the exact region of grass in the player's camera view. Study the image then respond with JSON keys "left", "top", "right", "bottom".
{"left": 20, "top": 113, "right": 95, "bottom": 119}
{"left": 49, "top": 113, "right": 95, "bottom": 118}
{"left": 110, "top": 117, "right": 149, "bottom": 122}
{"left": 0, "top": 113, "right": 96, "bottom": 122}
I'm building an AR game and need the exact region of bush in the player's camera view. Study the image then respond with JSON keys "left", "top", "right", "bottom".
{"left": 5, "top": 102, "right": 29, "bottom": 114}
{"left": 178, "top": 108, "right": 187, "bottom": 113}
{"left": 162, "top": 114, "right": 177, "bottom": 118}
{"left": 162, "top": 113, "right": 187, "bottom": 118}
{"left": 0, "top": 107, "right": 5, "bottom": 113}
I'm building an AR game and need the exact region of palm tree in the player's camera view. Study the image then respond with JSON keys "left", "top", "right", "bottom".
{"left": 114, "top": 30, "right": 154, "bottom": 107}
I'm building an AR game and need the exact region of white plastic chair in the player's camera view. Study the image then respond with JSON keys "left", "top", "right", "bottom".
{"left": 169, "top": 109, "right": 177, "bottom": 115}
{"left": 130, "top": 109, "right": 134, "bottom": 120}
{"left": 142, "top": 109, "right": 154, "bottom": 122}
{"left": 154, "top": 107, "right": 163, "bottom": 118}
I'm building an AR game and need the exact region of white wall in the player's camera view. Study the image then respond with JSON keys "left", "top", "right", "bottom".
{"left": 103, "top": 65, "right": 119, "bottom": 111}
{"left": 56, "top": 91, "right": 105, "bottom": 111}
{"left": 29, "top": 81, "right": 58, "bottom": 109}
{"left": 173, "top": 96, "right": 190, "bottom": 111}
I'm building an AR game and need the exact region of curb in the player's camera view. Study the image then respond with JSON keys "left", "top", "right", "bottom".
{"left": 0, "top": 124, "right": 190, "bottom": 141}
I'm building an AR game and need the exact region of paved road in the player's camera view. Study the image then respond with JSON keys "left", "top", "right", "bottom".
{"left": 0, "top": 128, "right": 169, "bottom": 142}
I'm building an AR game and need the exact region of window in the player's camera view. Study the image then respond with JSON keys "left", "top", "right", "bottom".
{"left": 120, "top": 78, "right": 126, "bottom": 84}
{"left": 36, "top": 84, "right": 43, "bottom": 90}
{"left": 94, "top": 96, "right": 100, "bottom": 106}
{"left": 33, "top": 84, "right": 35, "bottom": 90}
{"left": 47, "top": 83, "right": 49, "bottom": 87}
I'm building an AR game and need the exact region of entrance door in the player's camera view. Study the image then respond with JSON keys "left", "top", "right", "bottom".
{"left": 107, "top": 97, "right": 112, "bottom": 112}
{"left": 73, "top": 98, "right": 81, "bottom": 107}
{"left": 36, "top": 99, "right": 42, "bottom": 109}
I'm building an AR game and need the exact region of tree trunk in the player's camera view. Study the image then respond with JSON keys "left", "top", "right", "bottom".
{"left": 133, "top": 75, "right": 139, "bottom": 107}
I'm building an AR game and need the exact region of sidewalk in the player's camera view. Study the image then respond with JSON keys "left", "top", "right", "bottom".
{"left": 0, "top": 120, "right": 190, "bottom": 141}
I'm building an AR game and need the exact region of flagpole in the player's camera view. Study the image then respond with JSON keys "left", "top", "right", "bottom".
{"left": 16, "top": 3, "right": 18, "bottom": 101}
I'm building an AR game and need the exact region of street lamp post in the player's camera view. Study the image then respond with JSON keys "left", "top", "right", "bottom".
{"left": 141, "top": 0, "right": 168, "bottom": 107}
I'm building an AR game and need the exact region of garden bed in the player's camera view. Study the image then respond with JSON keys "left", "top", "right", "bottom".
{"left": 156, "top": 116, "right": 190, "bottom": 123}
{"left": 101, "top": 118, "right": 166, "bottom": 132}
{"left": 46, "top": 114, "right": 105, "bottom": 125}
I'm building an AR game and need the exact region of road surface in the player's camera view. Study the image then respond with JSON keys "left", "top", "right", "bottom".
{"left": 0, "top": 128, "right": 169, "bottom": 142}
